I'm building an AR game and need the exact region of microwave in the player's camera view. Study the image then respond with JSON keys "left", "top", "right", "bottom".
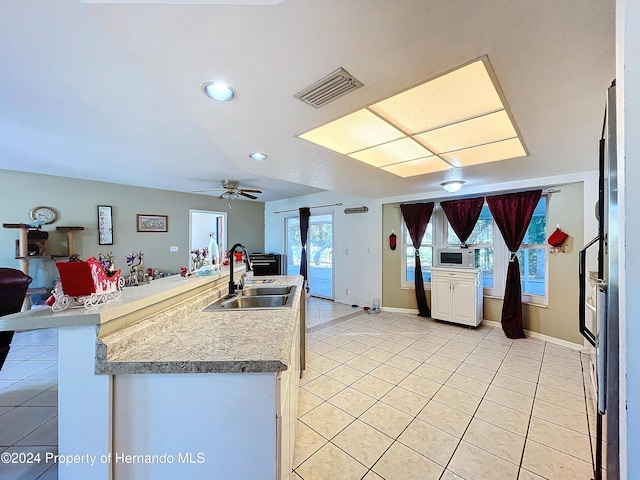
{"left": 436, "top": 247, "right": 476, "bottom": 268}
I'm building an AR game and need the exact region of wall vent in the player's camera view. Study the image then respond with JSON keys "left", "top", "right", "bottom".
{"left": 294, "top": 68, "right": 363, "bottom": 108}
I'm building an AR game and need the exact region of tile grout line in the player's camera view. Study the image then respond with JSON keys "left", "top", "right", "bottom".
{"left": 297, "top": 311, "right": 593, "bottom": 479}
{"left": 301, "top": 314, "right": 497, "bottom": 478}
{"left": 513, "top": 338, "right": 544, "bottom": 480}
{"left": 436, "top": 327, "right": 508, "bottom": 479}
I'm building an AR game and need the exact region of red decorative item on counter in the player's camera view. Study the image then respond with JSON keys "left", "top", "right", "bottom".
{"left": 52, "top": 257, "right": 122, "bottom": 311}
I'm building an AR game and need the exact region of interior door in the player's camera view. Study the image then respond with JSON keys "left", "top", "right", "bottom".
{"left": 285, "top": 213, "right": 334, "bottom": 299}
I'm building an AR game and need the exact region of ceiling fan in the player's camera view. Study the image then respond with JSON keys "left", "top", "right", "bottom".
{"left": 193, "top": 179, "right": 263, "bottom": 200}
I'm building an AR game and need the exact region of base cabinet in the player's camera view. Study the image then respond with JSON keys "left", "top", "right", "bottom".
{"left": 430, "top": 267, "right": 483, "bottom": 327}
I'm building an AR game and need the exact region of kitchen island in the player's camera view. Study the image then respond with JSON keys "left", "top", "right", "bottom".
{"left": 0, "top": 268, "right": 304, "bottom": 480}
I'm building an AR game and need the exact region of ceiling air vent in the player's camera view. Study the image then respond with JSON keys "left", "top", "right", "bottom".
{"left": 294, "top": 68, "right": 363, "bottom": 108}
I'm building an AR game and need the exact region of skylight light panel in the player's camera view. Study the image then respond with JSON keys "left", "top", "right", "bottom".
{"left": 381, "top": 156, "right": 450, "bottom": 177}
{"left": 298, "top": 109, "right": 405, "bottom": 155}
{"left": 348, "top": 137, "right": 434, "bottom": 167}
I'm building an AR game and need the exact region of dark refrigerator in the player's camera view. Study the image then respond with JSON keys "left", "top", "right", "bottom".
{"left": 579, "top": 80, "right": 619, "bottom": 480}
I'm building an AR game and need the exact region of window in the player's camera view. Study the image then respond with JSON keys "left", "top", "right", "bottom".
{"left": 402, "top": 217, "right": 433, "bottom": 286}
{"left": 446, "top": 205, "right": 494, "bottom": 289}
{"left": 516, "top": 197, "right": 547, "bottom": 302}
{"left": 401, "top": 194, "right": 548, "bottom": 305}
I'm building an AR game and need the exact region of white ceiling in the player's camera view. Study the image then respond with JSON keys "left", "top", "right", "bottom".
{"left": 0, "top": 1, "right": 615, "bottom": 202}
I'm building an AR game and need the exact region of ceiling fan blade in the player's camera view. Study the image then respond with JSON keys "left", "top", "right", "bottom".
{"left": 239, "top": 191, "right": 258, "bottom": 200}
{"left": 239, "top": 189, "right": 262, "bottom": 194}
{"left": 192, "top": 188, "right": 225, "bottom": 193}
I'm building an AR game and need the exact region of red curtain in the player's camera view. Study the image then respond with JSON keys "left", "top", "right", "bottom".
{"left": 440, "top": 197, "right": 485, "bottom": 246}
{"left": 299, "top": 208, "right": 310, "bottom": 289}
{"left": 486, "top": 190, "right": 542, "bottom": 338}
{"left": 400, "top": 202, "right": 435, "bottom": 317}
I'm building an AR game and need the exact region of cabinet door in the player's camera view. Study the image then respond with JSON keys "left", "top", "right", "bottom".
{"left": 452, "top": 278, "right": 476, "bottom": 324}
{"left": 431, "top": 276, "right": 454, "bottom": 320}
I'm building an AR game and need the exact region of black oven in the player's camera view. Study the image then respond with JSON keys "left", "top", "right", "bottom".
{"left": 248, "top": 253, "right": 286, "bottom": 276}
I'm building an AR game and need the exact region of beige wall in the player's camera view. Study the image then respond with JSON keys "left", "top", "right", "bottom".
{"left": 382, "top": 202, "right": 427, "bottom": 310}
{"left": 382, "top": 182, "right": 585, "bottom": 344}
{"left": 0, "top": 169, "right": 265, "bottom": 289}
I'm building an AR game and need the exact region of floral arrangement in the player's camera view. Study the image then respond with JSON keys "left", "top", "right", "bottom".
{"left": 191, "top": 247, "right": 209, "bottom": 270}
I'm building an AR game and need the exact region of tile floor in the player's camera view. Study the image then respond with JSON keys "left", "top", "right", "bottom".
{"left": 295, "top": 308, "right": 601, "bottom": 480}
{"left": 306, "top": 296, "right": 362, "bottom": 328}
{"left": 0, "top": 329, "right": 59, "bottom": 479}
{"left": 0, "top": 299, "right": 601, "bottom": 480}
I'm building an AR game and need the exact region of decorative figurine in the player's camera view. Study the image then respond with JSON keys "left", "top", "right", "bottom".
{"left": 98, "top": 252, "right": 116, "bottom": 274}
{"left": 126, "top": 251, "right": 148, "bottom": 285}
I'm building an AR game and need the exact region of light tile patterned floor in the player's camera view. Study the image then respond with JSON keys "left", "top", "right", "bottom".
{"left": 306, "top": 296, "right": 362, "bottom": 328}
{"left": 0, "top": 303, "right": 601, "bottom": 480}
{"left": 295, "top": 309, "right": 600, "bottom": 480}
{"left": 0, "top": 329, "right": 59, "bottom": 479}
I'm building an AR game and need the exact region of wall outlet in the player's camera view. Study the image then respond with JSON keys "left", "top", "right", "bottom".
{"left": 170, "top": 246, "right": 179, "bottom": 252}
{"left": 346, "top": 288, "right": 349, "bottom": 295}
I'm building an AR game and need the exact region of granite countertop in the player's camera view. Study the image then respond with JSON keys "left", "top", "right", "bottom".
{"left": 0, "top": 265, "right": 244, "bottom": 332}
{"left": 95, "top": 275, "right": 303, "bottom": 375}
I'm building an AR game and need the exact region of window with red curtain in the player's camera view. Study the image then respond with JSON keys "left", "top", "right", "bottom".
{"left": 400, "top": 202, "right": 435, "bottom": 317}
{"left": 440, "top": 197, "right": 484, "bottom": 247}
{"left": 486, "top": 190, "right": 542, "bottom": 338}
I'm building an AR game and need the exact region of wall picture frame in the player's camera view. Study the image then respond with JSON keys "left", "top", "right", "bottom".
{"left": 136, "top": 214, "right": 168, "bottom": 233}
{"left": 98, "top": 205, "right": 113, "bottom": 245}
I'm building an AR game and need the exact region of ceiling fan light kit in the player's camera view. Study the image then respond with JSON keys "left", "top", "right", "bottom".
{"left": 192, "top": 179, "right": 263, "bottom": 207}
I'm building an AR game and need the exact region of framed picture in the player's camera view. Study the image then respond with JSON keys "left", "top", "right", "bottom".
{"left": 98, "top": 205, "right": 113, "bottom": 245}
{"left": 137, "top": 214, "right": 168, "bottom": 233}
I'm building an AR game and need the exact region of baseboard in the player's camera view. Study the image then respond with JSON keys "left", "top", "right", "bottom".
{"left": 382, "top": 310, "right": 585, "bottom": 351}
{"left": 381, "top": 307, "right": 419, "bottom": 314}
{"left": 474, "top": 319, "right": 584, "bottom": 351}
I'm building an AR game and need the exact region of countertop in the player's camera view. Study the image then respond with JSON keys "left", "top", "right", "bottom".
{"left": 95, "top": 275, "right": 304, "bottom": 375}
{"left": 0, "top": 265, "right": 244, "bottom": 332}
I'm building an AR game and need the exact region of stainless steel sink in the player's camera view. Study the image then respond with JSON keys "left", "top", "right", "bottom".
{"left": 241, "top": 286, "right": 293, "bottom": 296}
{"left": 204, "top": 285, "right": 296, "bottom": 311}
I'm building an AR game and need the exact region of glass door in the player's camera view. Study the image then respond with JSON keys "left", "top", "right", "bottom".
{"left": 285, "top": 213, "right": 334, "bottom": 299}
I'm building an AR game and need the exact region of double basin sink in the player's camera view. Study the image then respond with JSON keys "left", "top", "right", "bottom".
{"left": 204, "top": 285, "right": 296, "bottom": 311}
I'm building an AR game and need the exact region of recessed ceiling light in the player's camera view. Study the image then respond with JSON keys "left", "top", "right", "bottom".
{"left": 202, "top": 82, "right": 236, "bottom": 102}
{"left": 249, "top": 152, "right": 268, "bottom": 161}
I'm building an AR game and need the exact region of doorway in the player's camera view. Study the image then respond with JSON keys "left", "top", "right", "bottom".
{"left": 189, "top": 210, "right": 227, "bottom": 267}
{"left": 285, "top": 213, "right": 334, "bottom": 299}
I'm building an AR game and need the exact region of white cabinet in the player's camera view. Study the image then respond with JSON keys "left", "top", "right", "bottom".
{"left": 278, "top": 311, "right": 300, "bottom": 480}
{"left": 430, "top": 267, "right": 483, "bottom": 327}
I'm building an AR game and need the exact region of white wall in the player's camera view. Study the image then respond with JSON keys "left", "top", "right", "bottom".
{"left": 618, "top": 0, "right": 640, "bottom": 476}
{"left": 265, "top": 191, "right": 382, "bottom": 308}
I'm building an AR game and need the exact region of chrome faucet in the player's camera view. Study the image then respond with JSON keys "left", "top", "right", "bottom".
{"left": 228, "top": 243, "right": 253, "bottom": 297}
